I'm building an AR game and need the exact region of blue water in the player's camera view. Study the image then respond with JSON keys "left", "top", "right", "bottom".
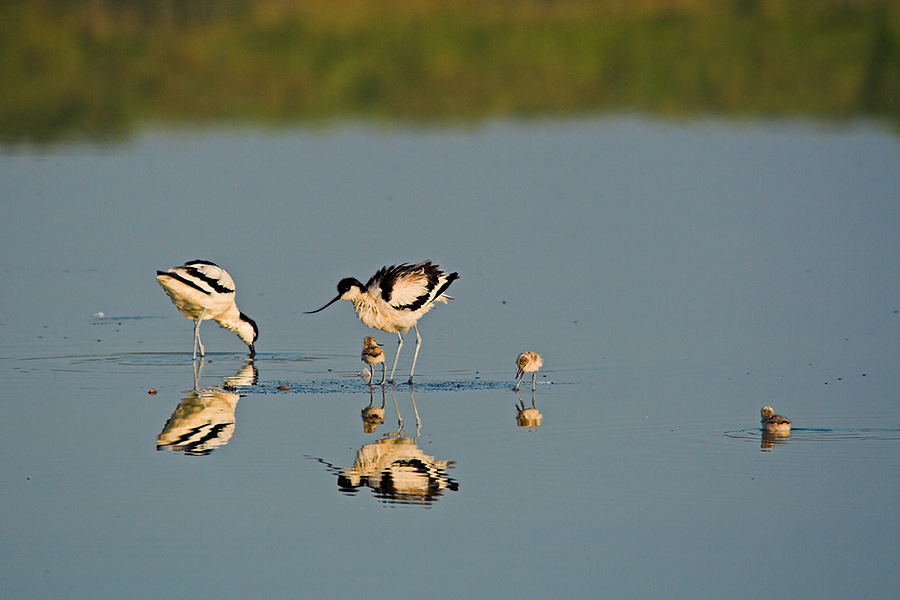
{"left": 1, "top": 118, "right": 898, "bottom": 598}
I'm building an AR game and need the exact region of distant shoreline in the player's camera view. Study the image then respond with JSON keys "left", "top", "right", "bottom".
{"left": 2, "top": 0, "right": 897, "bottom": 144}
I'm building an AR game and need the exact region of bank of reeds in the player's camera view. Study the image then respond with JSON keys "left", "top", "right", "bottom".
{"left": 2, "top": 0, "right": 897, "bottom": 143}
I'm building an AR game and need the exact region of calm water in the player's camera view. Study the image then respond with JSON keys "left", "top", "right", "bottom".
{"left": 1, "top": 118, "right": 898, "bottom": 598}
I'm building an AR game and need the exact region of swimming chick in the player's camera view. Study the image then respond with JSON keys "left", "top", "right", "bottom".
{"left": 760, "top": 406, "right": 791, "bottom": 434}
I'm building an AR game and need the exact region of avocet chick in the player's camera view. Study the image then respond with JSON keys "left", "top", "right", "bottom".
{"left": 760, "top": 406, "right": 791, "bottom": 434}
{"left": 514, "top": 351, "right": 543, "bottom": 392}
{"left": 362, "top": 336, "right": 386, "bottom": 385}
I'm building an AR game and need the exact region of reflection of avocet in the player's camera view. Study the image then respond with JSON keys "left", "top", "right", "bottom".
{"left": 157, "top": 260, "right": 258, "bottom": 359}
{"left": 306, "top": 261, "right": 458, "bottom": 384}
{"left": 156, "top": 359, "right": 257, "bottom": 456}
{"left": 514, "top": 351, "right": 543, "bottom": 392}
{"left": 310, "top": 389, "right": 458, "bottom": 507}
{"left": 222, "top": 362, "right": 259, "bottom": 388}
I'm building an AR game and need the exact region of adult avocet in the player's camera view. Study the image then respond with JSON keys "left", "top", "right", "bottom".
{"left": 760, "top": 406, "right": 791, "bottom": 434}
{"left": 514, "top": 351, "right": 543, "bottom": 391}
{"left": 157, "top": 260, "right": 258, "bottom": 359}
{"left": 306, "top": 261, "right": 459, "bottom": 383}
{"left": 361, "top": 336, "right": 386, "bottom": 385}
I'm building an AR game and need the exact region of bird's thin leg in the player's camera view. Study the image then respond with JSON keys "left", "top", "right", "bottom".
{"left": 531, "top": 372, "right": 537, "bottom": 392}
{"left": 513, "top": 371, "right": 523, "bottom": 391}
{"left": 365, "top": 365, "right": 373, "bottom": 385}
{"left": 410, "top": 389, "right": 421, "bottom": 436}
{"left": 390, "top": 388, "right": 403, "bottom": 432}
{"left": 407, "top": 324, "right": 422, "bottom": 384}
{"left": 379, "top": 362, "right": 386, "bottom": 385}
{"left": 192, "top": 356, "right": 205, "bottom": 391}
{"left": 513, "top": 389, "right": 525, "bottom": 417}
{"left": 193, "top": 308, "right": 207, "bottom": 360}
{"left": 389, "top": 332, "right": 404, "bottom": 383}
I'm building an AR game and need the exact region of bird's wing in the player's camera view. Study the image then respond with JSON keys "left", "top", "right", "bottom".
{"left": 178, "top": 260, "right": 236, "bottom": 294}
{"left": 373, "top": 262, "right": 439, "bottom": 311}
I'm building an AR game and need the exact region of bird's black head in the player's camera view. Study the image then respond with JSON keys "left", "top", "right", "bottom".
{"left": 241, "top": 313, "right": 259, "bottom": 342}
{"left": 238, "top": 313, "right": 258, "bottom": 357}
{"left": 337, "top": 277, "right": 362, "bottom": 296}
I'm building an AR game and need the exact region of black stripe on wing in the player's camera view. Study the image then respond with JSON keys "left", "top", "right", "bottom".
{"left": 368, "top": 264, "right": 404, "bottom": 302}
{"left": 183, "top": 266, "right": 234, "bottom": 294}
{"left": 158, "top": 271, "right": 211, "bottom": 296}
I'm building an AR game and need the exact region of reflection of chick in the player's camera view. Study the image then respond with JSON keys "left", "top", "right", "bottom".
{"left": 514, "top": 389, "right": 543, "bottom": 428}
{"left": 361, "top": 336, "right": 386, "bottom": 385}
{"left": 760, "top": 431, "right": 791, "bottom": 451}
{"left": 760, "top": 406, "right": 791, "bottom": 434}
{"left": 361, "top": 389, "right": 386, "bottom": 434}
{"left": 514, "top": 351, "right": 543, "bottom": 391}
{"left": 361, "top": 405, "right": 385, "bottom": 433}
{"left": 516, "top": 404, "right": 543, "bottom": 428}
{"left": 157, "top": 388, "right": 239, "bottom": 456}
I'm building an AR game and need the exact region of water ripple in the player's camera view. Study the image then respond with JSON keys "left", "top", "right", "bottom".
{"left": 243, "top": 379, "right": 522, "bottom": 394}
{"left": 724, "top": 428, "right": 900, "bottom": 444}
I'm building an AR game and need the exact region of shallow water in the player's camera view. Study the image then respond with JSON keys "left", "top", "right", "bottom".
{"left": 1, "top": 118, "right": 898, "bottom": 598}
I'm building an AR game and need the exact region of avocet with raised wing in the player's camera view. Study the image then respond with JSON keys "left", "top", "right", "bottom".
{"left": 307, "top": 261, "right": 458, "bottom": 384}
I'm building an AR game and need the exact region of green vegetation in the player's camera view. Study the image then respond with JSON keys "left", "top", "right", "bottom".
{"left": 2, "top": 0, "right": 898, "bottom": 144}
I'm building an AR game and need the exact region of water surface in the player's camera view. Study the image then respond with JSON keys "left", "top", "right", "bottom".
{"left": 1, "top": 117, "right": 898, "bottom": 598}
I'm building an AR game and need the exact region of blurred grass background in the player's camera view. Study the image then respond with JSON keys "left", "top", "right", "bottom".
{"left": 1, "top": 0, "right": 898, "bottom": 144}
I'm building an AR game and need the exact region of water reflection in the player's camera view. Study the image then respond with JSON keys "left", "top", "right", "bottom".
{"left": 514, "top": 389, "right": 543, "bottom": 430}
{"left": 361, "top": 387, "right": 387, "bottom": 434}
{"left": 221, "top": 361, "right": 259, "bottom": 388}
{"left": 760, "top": 430, "right": 791, "bottom": 452}
{"left": 156, "top": 359, "right": 257, "bottom": 456}
{"left": 311, "top": 388, "right": 458, "bottom": 507}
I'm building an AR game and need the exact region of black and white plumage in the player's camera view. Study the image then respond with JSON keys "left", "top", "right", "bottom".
{"left": 760, "top": 406, "right": 791, "bottom": 434}
{"left": 306, "top": 261, "right": 459, "bottom": 384}
{"left": 156, "top": 260, "right": 258, "bottom": 359}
